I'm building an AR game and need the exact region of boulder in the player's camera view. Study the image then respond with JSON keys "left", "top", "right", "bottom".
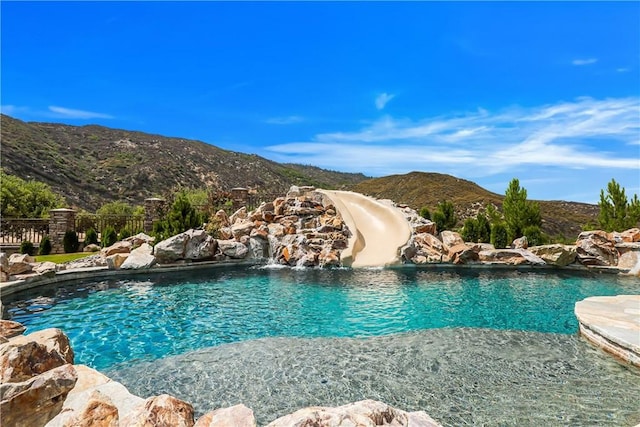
{"left": 479, "top": 249, "right": 546, "bottom": 266}
{"left": 0, "top": 363, "right": 77, "bottom": 427}
{"left": 214, "top": 209, "right": 231, "bottom": 228}
{"left": 265, "top": 399, "right": 441, "bottom": 427}
{"left": 440, "top": 231, "right": 464, "bottom": 251}
{"left": 194, "top": 404, "right": 256, "bottom": 427}
{"left": 154, "top": 233, "right": 189, "bottom": 264}
{"left": 576, "top": 230, "right": 619, "bottom": 266}
{"left": 83, "top": 244, "right": 101, "bottom": 253}
{"left": 101, "top": 241, "right": 132, "bottom": 257}
{"left": 9, "top": 327, "right": 74, "bottom": 365}
{"left": 0, "top": 252, "right": 8, "bottom": 273}
{"left": 619, "top": 228, "right": 640, "bottom": 243}
{"left": 121, "top": 394, "right": 195, "bottom": 427}
{"left": 218, "top": 240, "right": 249, "bottom": 259}
{"left": 106, "top": 253, "right": 129, "bottom": 270}
{"left": 124, "top": 232, "right": 155, "bottom": 248}
{"left": 0, "top": 320, "right": 26, "bottom": 339}
{"left": 319, "top": 248, "right": 340, "bottom": 267}
{"left": 64, "top": 254, "right": 107, "bottom": 270}
{"left": 120, "top": 243, "right": 157, "bottom": 270}
{"left": 231, "top": 220, "right": 255, "bottom": 239}
{"left": 511, "top": 236, "right": 528, "bottom": 249}
{"left": 229, "top": 207, "right": 248, "bottom": 225}
{"left": 247, "top": 237, "right": 269, "bottom": 260}
{"left": 528, "top": 244, "right": 577, "bottom": 267}
{"left": 8, "top": 253, "right": 35, "bottom": 275}
{"left": 61, "top": 390, "right": 119, "bottom": 427}
{"left": 618, "top": 250, "right": 640, "bottom": 270}
{"left": 448, "top": 243, "right": 480, "bottom": 264}
{"left": 0, "top": 341, "right": 68, "bottom": 383}
{"left": 184, "top": 230, "right": 217, "bottom": 260}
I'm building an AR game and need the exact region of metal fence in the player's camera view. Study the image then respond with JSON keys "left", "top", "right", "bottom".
{"left": 75, "top": 214, "right": 145, "bottom": 235}
{"left": 0, "top": 218, "right": 49, "bottom": 244}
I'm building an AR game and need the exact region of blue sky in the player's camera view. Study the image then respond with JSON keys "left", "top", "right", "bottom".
{"left": 2, "top": 1, "right": 639, "bottom": 204}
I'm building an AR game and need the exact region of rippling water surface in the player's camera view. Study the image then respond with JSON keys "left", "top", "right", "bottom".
{"left": 4, "top": 266, "right": 640, "bottom": 425}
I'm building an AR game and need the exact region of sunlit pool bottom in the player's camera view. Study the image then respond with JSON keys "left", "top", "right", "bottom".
{"left": 5, "top": 266, "right": 640, "bottom": 426}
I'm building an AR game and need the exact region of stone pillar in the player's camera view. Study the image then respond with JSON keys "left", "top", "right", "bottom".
{"left": 144, "top": 198, "right": 166, "bottom": 233}
{"left": 231, "top": 188, "right": 249, "bottom": 211}
{"left": 49, "top": 209, "right": 76, "bottom": 254}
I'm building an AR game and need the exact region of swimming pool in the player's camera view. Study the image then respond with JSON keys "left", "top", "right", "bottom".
{"left": 4, "top": 266, "right": 639, "bottom": 425}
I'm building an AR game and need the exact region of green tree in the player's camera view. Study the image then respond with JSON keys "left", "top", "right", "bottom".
{"left": 84, "top": 228, "right": 99, "bottom": 246}
{"left": 598, "top": 179, "right": 640, "bottom": 232}
{"left": 101, "top": 226, "right": 118, "bottom": 248}
{"left": 63, "top": 230, "right": 79, "bottom": 253}
{"left": 153, "top": 191, "right": 203, "bottom": 241}
{"left": 476, "top": 212, "right": 491, "bottom": 243}
{"left": 1, "top": 169, "right": 65, "bottom": 217}
{"left": 433, "top": 200, "right": 457, "bottom": 232}
{"left": 461, "top": 218, "right": 479, "bottom": 242}
{"left": 419, "top": 206, "right": 431, "bottom": 220}
{"left": 490, "top": 223, "right": 509, "bottom": 249}
{"left": 502, "top": 178, "right": 541, "bottom": 241}
{"left": 38, "top": 235, "right": 52, "bottom": 255}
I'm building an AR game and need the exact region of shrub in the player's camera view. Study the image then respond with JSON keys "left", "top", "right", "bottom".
{"left": 63, "top": 230, "right": 80, "bottom": 253}
{"left": 461, "top": 218, "right": 479, "bottom": 243}
{"left": 153, "top": 191, "right": 202, "bottom": 241}
{"left": 20, "top": 240, "right": 35, "bottom": 256}
{"left": 419, "top": 206, "right": 431, "bottom": 220}
{"left": 84, "top": 228, "right": 98, "bottom": 246}
{"left": 205, "top": 215, "right": 225, "bottom": 239}
{"left": 598, "top": 178, "right": 640, "bottom": 232}
{"left": 101, "top": 226, "right": 118, "bottom": 248}
{"left": 38, "top": 235, "right": 52, "bottom": 255}
{"left": 118, "top": 227, "right": 132, "bottom": 241}
{"left": 433, "top": 200, "right": 457, "bottom": 232}
{"left": 523, "top": 225, "right": 546, "bottom": 247}
{"left": 490, "top": 223, "right": 508, "bottom": 249}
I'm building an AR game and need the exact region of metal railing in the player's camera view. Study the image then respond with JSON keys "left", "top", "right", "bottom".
{"left": 0, "top": 218, "right": 50, "bottom": 244}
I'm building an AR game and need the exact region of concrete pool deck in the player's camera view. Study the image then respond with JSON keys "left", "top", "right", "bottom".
{"left": 575, "top": 295, "right": 640, "bottom": 368}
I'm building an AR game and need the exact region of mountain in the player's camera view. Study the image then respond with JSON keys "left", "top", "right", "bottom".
{"left": 0, "top": 114, "right": 368, "bottom": 211}
{"left": 351, "top": 172, "right": 599, "bottom": 240}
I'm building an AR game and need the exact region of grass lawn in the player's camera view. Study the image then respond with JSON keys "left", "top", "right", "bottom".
{"left": 34, "top": 252, "right": 93, "bottom": 264}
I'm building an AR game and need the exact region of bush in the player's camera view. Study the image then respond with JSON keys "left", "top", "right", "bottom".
{"left": 118, "top": 227, "right": 132, "bottom": 241}
{"left": 84, "top": 228, "right": 98, "bottom": 246}
{"left": 63, "top": 230, "right": 79, "bottom": 253}
{"left": 461, "top": 218, "right": 479, "bottom": 243}
{"left": 38, "top": 235, "right": 52, "bottom": 255}
{"left": 490, "top": 223, "right": 509, "bottom": 249}
{"left": 101, "top": 226, "right": 118, "bottom": 248}
{"left": 433, "top": 200, "right": 457, "bottom": 232}
{"left": 153, "top": 191, "right": 202, "bottom": 241}
{"left": 419, "top": 206, "right": 431, "bottom": 220}
{"left": 523, "top": 225, "right": 546, "bottom": 247}
{"left": 20, "top": 240, "right": 35, "bottom": 256}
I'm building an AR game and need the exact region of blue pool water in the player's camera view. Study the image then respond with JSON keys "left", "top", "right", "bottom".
{"left": 4, "top": 266, "right": 639, "bottom": 371}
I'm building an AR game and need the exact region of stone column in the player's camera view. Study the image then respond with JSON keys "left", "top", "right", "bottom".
{"left": 144, "top": 198, "right": 166, "bottom": 233}
{"left": 231, "top": 188, "right": 249, "bottom": 211}
{"left": 49, "top": 209, "right": 76, "bottom": 254}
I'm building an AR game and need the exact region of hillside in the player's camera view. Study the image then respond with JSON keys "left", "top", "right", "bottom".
{"left": 350, "top": 172, "right": 599, "bottom": 239}
{"left": 0, "top": 115, "right": 368, "bottom": 211}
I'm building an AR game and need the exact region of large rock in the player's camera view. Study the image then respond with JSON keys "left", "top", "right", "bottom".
{"left": 576, "top": 230, "right": 619, "bottom": 266}
{"left": 194, "top": 404, "right": 256, "bottom": 427}
{"left": 33, "top": 261, "right": 59, "bottom": 276}
{"left": 64, "top": 254, "right": 107, "bottom": 270}
{"left": 511, "top": 236, "right": 528, "bottom": 249}
{"left": 528, "top": 244, "right": 577, "bottom": 267}
{"left": 61, "top": 390, "right": 119, "bottom": 427}
{"left": 9, "top": 328, "right": 74, "bottom": 365}
{"left": 479, "top": 249, "right": 546, "bottom": 266}
{"left": 154, "top": 232, "right": 189, "bottom": 263}
{"left": 121, "top": 394, "right": 195, "bottom": 427}
{"left": 120, "top": 243, "right": 157, "bottom": 270}
{"left": 266, "top": 399, "right": 441, "bottom": 427}
{"left": 8, "top": 253, "right": 35, "bottom": 275}
{"left": 0, "top": 341, "right": 68, "bottom": 383}
{"left": 124, "top": 232, "right": 155, "bottom": 248}
{"left": 101, "top": 241, "right": 132, "bottom": 257}
{"left": 184, "top": 230, "right": 218, "bottom": 260}
{"left": 218, "top": 240, "right": 249, "bottom": 259}
{"left": 448, "top": 243, "right": 480, "bottom": 264}
{"left": 231, "top": 220, "right": 255, "bottom": 239}
{"left": 0, "top": 363, "right": 77, "bottom": 427}
{"left": 440, "top": 231, "right": 464, "bottom": 251}
{"left": 106, "top": 253, "right": 129, "bottom": 270}
{"left": 618, "top": 249, "right": 640, "bottom": 270}
{"left": 0, "top": 320, "right": 26, "bottom": 339}
{"left": 619, "top": 228, "right": 640, "bottom": 243}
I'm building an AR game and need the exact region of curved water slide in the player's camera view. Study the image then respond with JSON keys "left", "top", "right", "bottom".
{"left": 318, "top": 190, "right": 412, "bottom": 268}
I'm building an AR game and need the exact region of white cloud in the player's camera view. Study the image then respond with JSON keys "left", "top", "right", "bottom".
{"left": 264, "top": 115, "right": 304, "bottom": 125}
{"left": 264, "top": 96, "right": 640, "bottom": 179}
{"left": 1, "top": 105, "right": 27, "bottom": 115}
{"left": 572, "top": 58, "right": 598, "bottom": 66}
{"left": 617, "top": 67, "right": 630, "bottom": 73}
{"left": 48, "top": 106, "right": 113, "bottom": 119}
{"left": 375, "top": 93, "right": 395, "bottom": 110}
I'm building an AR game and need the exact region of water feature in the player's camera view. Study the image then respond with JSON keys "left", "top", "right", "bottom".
{"left": 3, "top": 266, "right": 639, "bottom": 425}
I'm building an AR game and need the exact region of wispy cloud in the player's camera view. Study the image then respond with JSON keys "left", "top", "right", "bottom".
{"left": 375, "top": 93, "right": 395, "bottom": 110}
{"left": 264, "top": 115, "right": 304, "bottom": 125}
{"left": 265, "top": 97, "right": 640, "bottom": 179}
{"left": 572, "top": 58, "right": 598, "bottom": 66}
{"left": 1, "top": 105, "right": 29, "bottom": 116}
{"left": 617, "top": 67, "right": 630, "bottom": 73}
{"left": 48, "top": 106, "right": 113, "bottom": 119}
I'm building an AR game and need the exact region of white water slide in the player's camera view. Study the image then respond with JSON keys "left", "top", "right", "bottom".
{"left": 318, "top": 190, "right": 412, "bottom": 268}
